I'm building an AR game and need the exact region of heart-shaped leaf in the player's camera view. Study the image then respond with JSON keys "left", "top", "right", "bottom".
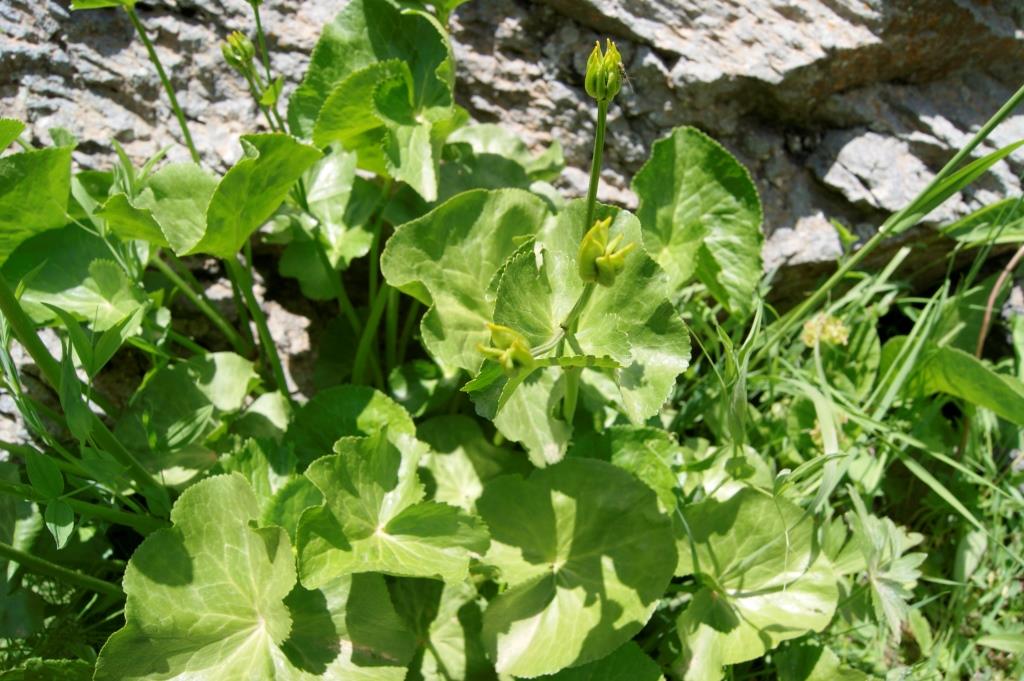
{"left": 0, "top": 145, "right": 73, "bottom": 264}
{"left": 633, "top": 126, "right": 762, "bottom": 316}
{"left": 477, "top": 458, "right": 676, "bottom": 677}
{"left": 95, "top": 474, "right": 415, "bottom": 680}
{"left": 297, "top": 431, "right": 489, "bottom": 587}
{"left": 674, "top": 488, "right": 839, "bottom": 680}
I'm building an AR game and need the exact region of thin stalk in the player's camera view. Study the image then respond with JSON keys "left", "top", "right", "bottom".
{"left": 397, "top": 299, "right": 421, "bottom": 366}
{"left": 250, "top": 1, "right": 274, "bottom": 87}
{"left": 151, "top": 257, "right": 251, "bottom": 356}
{"left": 386, "top": 287, "right": 399, "bottom": 372}
{"left": 311, "top": 236, "right": 362, "bottom": 335}
{"left": 353, "top": 284, "right": 391, "bottom": 386}
{"left": 367, "top": 179, "right": 394, "bottom": 308}
{"left": 0, "top": 540, "right": 122, "bottom": 598}
{"left": 760, "top": 81, "right": 1024, "bottom": 359}
{"left": 562, "top": 366, "right": 581, "bottom": 422}
{"left": 0, "top": 274, "right": 165, "bottom": 508}
{"left": 125, "top": 7, "right": 200, "bottom": 164}
{"left": 225, "top": 267, "right": 257, "bottom": 349}
{"left": 243, "top": 71, "right": 279, "bottom": 132}
{"left": 0, "top": 479, "right": 166, "bottom": 534}
{"left": 226, "top": 247, "right": 291, "bottom": 400}
{"left": 584, "top": 100, "right": 609, "bottom": 231}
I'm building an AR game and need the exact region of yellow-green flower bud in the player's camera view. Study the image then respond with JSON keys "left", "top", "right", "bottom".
{"left": 583, "top": 39, "right": 624, "bottom": 103}
{"left": 578, "top": 217, "right": 635, "bottom": 286}
{"left": 800, "top": 313, "right": 850, "bottom": 347}
{"left": 222, "top": 31, "right": 255, "bottom": 73}
{"left": 478, "top": 323, "right": 535, "bottom": 375}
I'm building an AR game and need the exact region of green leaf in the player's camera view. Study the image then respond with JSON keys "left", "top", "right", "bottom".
{"left": 95, "top": 474, "right": 415, "bottom": 680}
{"left": 976, "top": 633, "right": 1024, "bottom": 654}
{"left": 477, "top": 458, "right": 676, "bottom": 677}
{"left": 417, "top": 414, "right": 530, "bottom": 511}
{"left": 389, "top": 577, "right": 496, "bottom": 681}
{"left": 380, "top": 188, "right": 552, "bottom": 373}
{"left": 2, "top": 227, "right": 147, "bottom": 331}
{"left": 25, "top": 450, "right": 63, "bottom": 499}
{"left": 190, "top": 135, "right": 321, "bottom": 258}
{"left": 914, "top": 343, "right": 1024, "bottom": 425}
{"left": 674, "top": 489, "right": 839, "bottom": 680}
{"left": 132, "top": 162, "right": 217, "bottom": 252}
{"left": 289, "top": 0, "right": 453, "bottom": 138}
{"left": 570, "top": 425, "right": 682, "bottom": 513}
{"left": 775, "top": 641, "right": 868, "bottom": 681}
{"left": 0, "top": 146, "right": 73, "bottom": 264}
{"left": 447, "top": 124, "right": 564, "bottom": 183}
{"left": 59, "top": 342, "right": 92, "bottom": 443}
{"left": 98, "top": 192, "right": 170, "bottom": 247}
{"left": 539, "top": 642, "right": 664, "bottom": 680}
{"left": 0, "top": 658, "right": 94, "bottom": 681}
{"left": 286, "top": 384, "right": 416, "bottom": 467}
{"left": 489, "top": 202, "right": 690, "bottom": 447}
{"left": 0, "top": 118, "right": 25, "bottom": 151}
{"left": 941, "top": 197, "right": 1024, "bottom": 246}
{"left": 297, "top": 431, "right": 488, "bottom": 586}
{"left": 70, "top": 0, "right": 135, "bottom": 8}
{"left": 44, "top": 500, "right": 75, "bottom": 549}
{"left": 632, "top": 126, "right": 763, "bottom": 315}
{"left": 388, "top": 360, "right": 459, "bottom": 418}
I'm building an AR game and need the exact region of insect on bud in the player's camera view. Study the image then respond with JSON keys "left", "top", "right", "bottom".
{"left": 584, "top": 39, "right": 624, "bottom": 103}
{"left": 222, "top": 31, "right": 255, "bottom": 73}
{"left": 578, "top": 217, "right": 635, "bottom": 286}
{"left": 478, "top": 323, "right": 535, "bottom": 375}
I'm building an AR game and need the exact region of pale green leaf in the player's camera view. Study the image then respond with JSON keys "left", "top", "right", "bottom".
{"left": 389, "top": 577, "right": 495, "bottom": 681}
{"left": 976, "top": 632, "right": 1024, "bottom": 654}
{"left": 774, "top": 641, "right": 868, "bottom": 681}
{"left": 296, "top": 431, "right": 489, "bottom": 586}
{"left": 417, "top": 414, "right": 530, "bottom": 511}
{"left": 539, "top": 642, "right": 663, "bottom": 680}
{"left": 133, "top": 162, "right": 218, "bottom": 253}
{"left": 0, "top": 146, "right": 73, "bottom": 264}
{"left": 189, "top": 135, "right": 321, "bottom": 258}
{"left": 286, "top": 384, "right": 415, "bottom": 467}
{"left": 674, "top": 489, "right": 839, "bottom": 679}
{"left": 632, "top": 126, "right": 762, "bottom": 315}
{"left": 94, "top": 474, "right": 415, "bottom": 680}
{"left": 915, "top": 343, "right": 1024, "bottom": 426}
{"left": 491, "top": 201, "right": 691, "bottom": 425}
{"left": 447, "top": 124, "right": 563, "bottom": 183}
{"left": 2, "top": 227, "right": 147, "bottom": 331}
{"left": 380, "top": 188, "right": 552, "bottom": 373}
{"left": 0, "top": 119, "right": 26, "bottom": 151}
{"left": 477, "top": 458, "right": 676, "bottom": 677}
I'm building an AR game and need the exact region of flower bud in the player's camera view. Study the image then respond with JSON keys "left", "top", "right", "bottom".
{"left": 578, "top": 217, "right": 634, "bottom": 286}
{"left": 478, "top": 323, "right": 535, "bottom": 375}
{"left": 222, "top": 31, "right": 255, "bottom": 73}
{"left": 583, "top": 39, "right": 624, "bottom": 103}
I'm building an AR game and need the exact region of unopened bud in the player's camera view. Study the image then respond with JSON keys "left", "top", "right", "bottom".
{"left": 478, "top": 323, "right": 535, "bottom": 375}
{"left": 584, "top": 39, "right": 623, "bottom": 103}
{"left": 222, "top": 31, "right": 255, "bottom": 73}
{"left": 578, "top": 217, "right": 634, "bottom": 286}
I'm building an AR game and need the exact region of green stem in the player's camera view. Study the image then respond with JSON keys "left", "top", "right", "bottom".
{"left": 397, "top": 299, "right": 421, "bottom": 366}
{"left": 125, "top": 7, "right": 200, "bottom": 165}
{"left": 353, "top": 284, "right": 391, "bottom": 386}
{"left": 311, "top": 237, "right": 362, "bottom": 335}
{"left": 386, "top": 287, "right": 399, "bottom": 372}
{"left": 0, "top": 479, "right": 166, "bottom": 534}
{"left": 243, "top": 71, "right": 279, "bottom": 132}
{"left": 760, "top": 79, "right": 1024, "bottom": 359}
{"left": 226, "top": 248, "right": 291, "bottom": 400}
{"left": 562, "top": 366, "right": 581, "bottom": 422}
{"left": 584, "top": 100, "right": 609, "bottom": 231}
{"left": 0, "top": 274, "right": 166, "bottom": 510}
{"left": 151, "top": 257, "right": 251, "bottom": 356}
{"left": 0, "top": 540, "right": 122, "bottom": 598}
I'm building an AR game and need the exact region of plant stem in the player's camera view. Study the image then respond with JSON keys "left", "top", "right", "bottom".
{"left": 353, "top": 284, "right": 390, "bottom": 386}
{"left": 397, "top": 299, "right": 421, "bottom": 366}
{"left": 226, "top": 247, "right": 291, "bottom": 400}
{"left": 151, "top": 257, "right": 251, "bottom": 356}
{"left": 386, "top": 287, "right": 399, "bottom": 372}
{"left": 250, "top": 1, "right": 274, "bottom": 87}
{"left": 125, "top": 7, "right": 200, "bottom": 164}
{"left": 312, "top": 237, "right": 362, "bottom": 335}
{"left": 0, "top": 540, "right": 122, "bottom": 598}
{"left": 584, "top": 100, "right": 609, "bottom": 231}
{"left": 0, "top": 274, "right": 166, "bottom": 510}
{"left": 0, "top": 479, "right": 166, "bottom": 534}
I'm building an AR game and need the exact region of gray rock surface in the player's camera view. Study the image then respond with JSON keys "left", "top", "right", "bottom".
{"left": 2, "top": 0, "right": 1024, "bottom": 269}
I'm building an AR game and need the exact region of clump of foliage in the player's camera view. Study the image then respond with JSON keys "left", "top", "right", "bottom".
{"left": 1, "top": 0, "right": 1023, "bottom": 679}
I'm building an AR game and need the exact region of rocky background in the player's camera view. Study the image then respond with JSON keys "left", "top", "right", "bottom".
{"left": 5, "top": 0, "right": 1024, "bottom": 269}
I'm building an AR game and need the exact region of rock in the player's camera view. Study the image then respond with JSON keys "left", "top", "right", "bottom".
{"left": 3, "top": 0, "right": 1023, "bottom": 270}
